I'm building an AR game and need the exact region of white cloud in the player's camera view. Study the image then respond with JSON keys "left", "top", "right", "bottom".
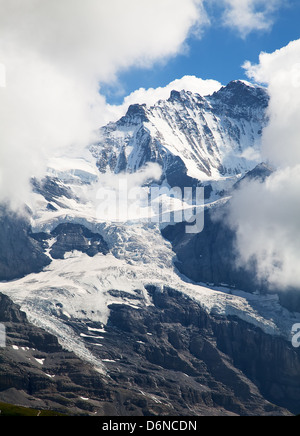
{"left": 0, "top": 0, "right": 206, "bottom": 209}
{"left": 228, "top": 39, "right": 300, "bottom": 290}
{"left": 110, "top": 75, "right": 222, "bottom": 118}
{"left": 244, "top": 39, "right": 300, "bottom": 167}
{"left": 229, "top": 167, "right": 300, "bottom": 289}
{"left": 220, "top": 0, "right": 283, "bottom": 37}
{"left": 0, "top": 0, "right": 208, "bottom": 83}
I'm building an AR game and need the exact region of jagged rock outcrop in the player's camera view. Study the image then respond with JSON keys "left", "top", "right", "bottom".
{"left": 49, "top": 223, "right": 109, "bottom": 260}
{"left": 233, "top": 162, "right": 274, "bottom": 189}
{"left": 31, "top": 176, "right": 75, "bottom": 203}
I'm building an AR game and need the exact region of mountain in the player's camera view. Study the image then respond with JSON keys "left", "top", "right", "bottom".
{"left": 0, "top": 80, "right": 300, "bottom": 416}
{"left": 90, "top": 80, "right": 269, "bottom": 193}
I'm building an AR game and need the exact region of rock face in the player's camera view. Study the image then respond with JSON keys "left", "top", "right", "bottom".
{"left": 2, "top": 288, "right": 300, "bottom": 416}
{"left": 31, "top": 176, "right": 75, "bottom": 203}
{"left": 34, "top": 223, "right": 110, "bottom": 260}
{"left": 50, "top": 224, "right": 109, "bottom": 259}
{"left": 0, "top": 209, "right": 51, "bottom": 282}
{"left": 67, "top": 286, "right": 300, "bottom": 416}
{"left": 233, "top": 162, "right": 274, "bottom": 189}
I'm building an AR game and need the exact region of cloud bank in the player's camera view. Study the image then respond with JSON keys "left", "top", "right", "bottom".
{"left": 228, "top": 39, "right": 300, "bottom": 290}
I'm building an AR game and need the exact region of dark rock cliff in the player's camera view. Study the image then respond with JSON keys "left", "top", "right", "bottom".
{"left": 0, "top": 209, "right": 51, "bottom": 282}
{"left": 2, "top": 288, "right": 300, "bottom": 416}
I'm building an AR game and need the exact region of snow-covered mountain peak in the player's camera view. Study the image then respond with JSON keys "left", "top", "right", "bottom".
{"left": 90, "top": 80, "right": 269, "bottom": 190}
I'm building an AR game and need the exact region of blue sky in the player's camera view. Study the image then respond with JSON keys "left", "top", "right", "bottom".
{"left": 102, "top": 0, "right": 300, "bottom": 105}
